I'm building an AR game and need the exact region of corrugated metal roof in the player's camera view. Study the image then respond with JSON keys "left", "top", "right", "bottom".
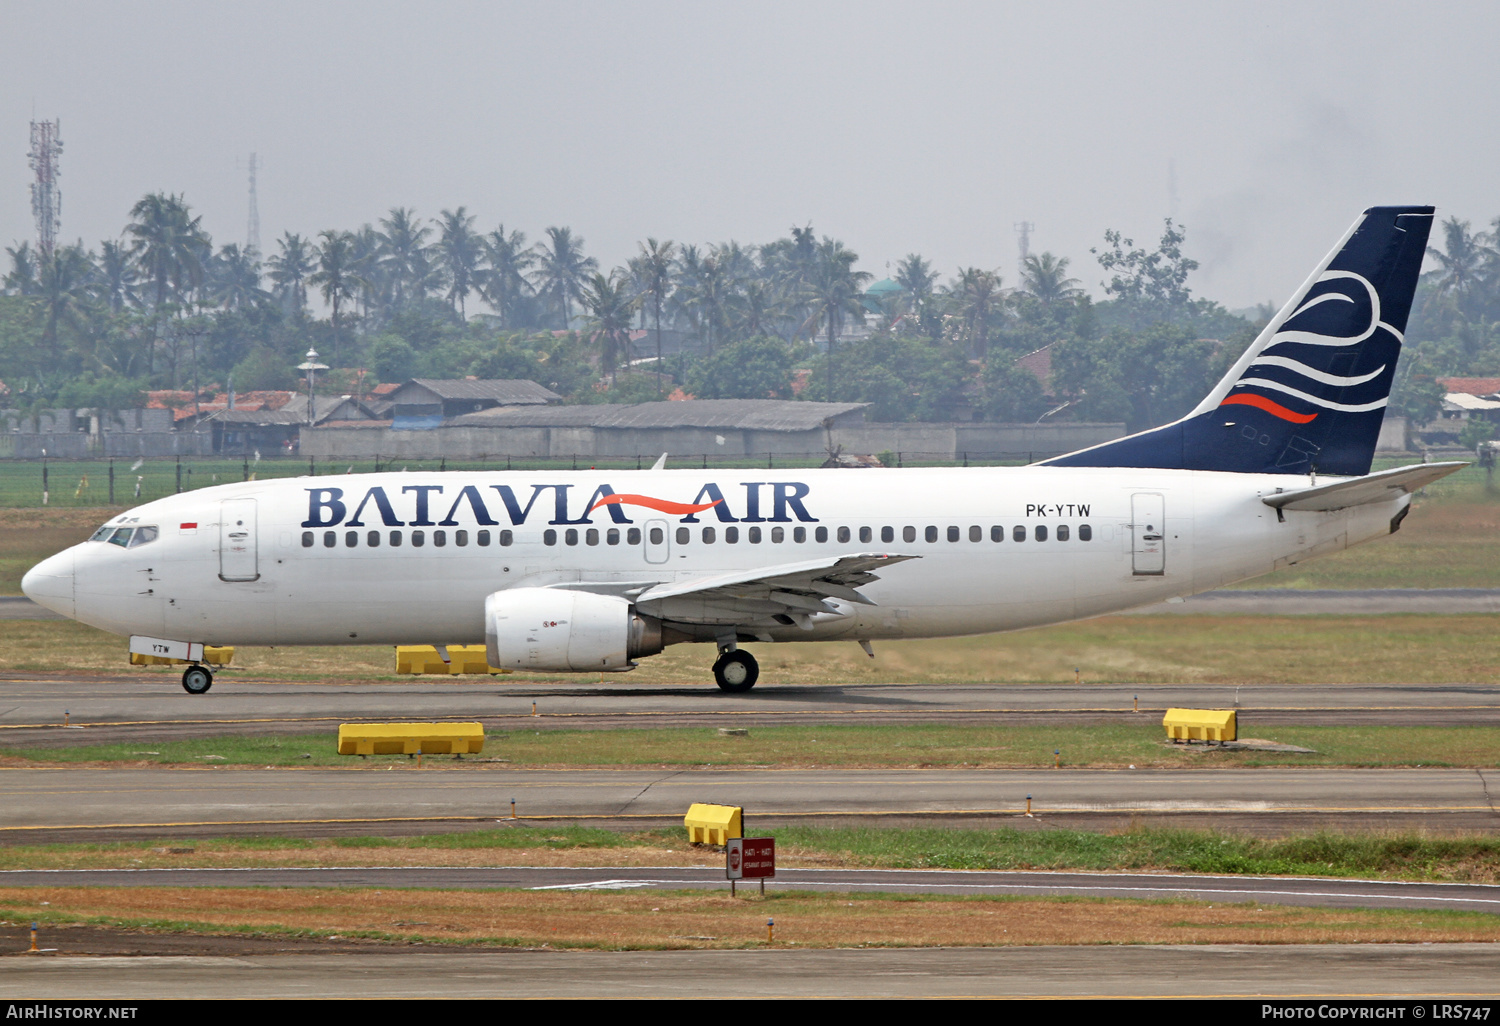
{"left": 452, "top": 399, "right": 867, "bottom": 431}
{"left": 391, "top": 379, "right": 561, "bottom": 404}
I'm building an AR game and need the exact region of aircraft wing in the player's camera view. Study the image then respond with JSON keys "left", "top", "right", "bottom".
{"left": 1261, "top": 461, "right": 1467, "bottom": 512}
{"left": 632, "top": 552, "right": 919, "bottom": 628}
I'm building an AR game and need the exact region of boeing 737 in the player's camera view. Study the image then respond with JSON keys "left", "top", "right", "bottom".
{"left": 23, "top": 205, "right": 1464, "bottom": 694}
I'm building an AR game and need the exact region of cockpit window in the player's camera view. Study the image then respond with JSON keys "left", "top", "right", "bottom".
{"left": 102, "top": 525, "right": 158, "bottom": 549}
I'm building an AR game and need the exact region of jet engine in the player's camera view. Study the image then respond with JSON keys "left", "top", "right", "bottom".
{"left": 484, "top": 588, "right": 664, "bottom": 672}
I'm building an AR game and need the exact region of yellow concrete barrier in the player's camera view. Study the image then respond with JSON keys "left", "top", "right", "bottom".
{"left": 337, "top": 722, "right": 485, "bottom": 756}
{"left": 129, "top": 646, "right": 234, "bottom": 668}
{"left": 395, "top": 645, "right": 510, "bottom": 675}
{"left": 684, "top": 803, "right": 742, "bottom": 846}
{"left": 1163, "top": 708, "right": 1237, "bottom": 743}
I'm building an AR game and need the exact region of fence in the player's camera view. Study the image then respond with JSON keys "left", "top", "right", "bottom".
{"left": 0, "top": 451, "right": 1072, "bottom": 508}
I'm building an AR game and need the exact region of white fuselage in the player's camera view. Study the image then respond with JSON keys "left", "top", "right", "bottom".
{"left": 24, "top": 466, "right": 1403, "bottom": 652}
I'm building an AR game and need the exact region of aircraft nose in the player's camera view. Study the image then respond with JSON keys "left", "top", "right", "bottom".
{"left": 21, "top": 549, "right": 75, "bottom": 619}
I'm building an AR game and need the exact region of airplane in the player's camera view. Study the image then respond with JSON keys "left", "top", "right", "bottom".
{"left": 22, "top": 205, "right": 1465, "bottom": 695}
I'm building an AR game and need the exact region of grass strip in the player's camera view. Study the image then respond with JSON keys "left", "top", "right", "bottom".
{"left": 3, "top": 886, "right": 1498, "bottom": 950}
{"left": 3, "top": 826, "right": 1498, "bottom": 884}
{"left": 6, "top": 723, "right": 1498, "bottom": 768}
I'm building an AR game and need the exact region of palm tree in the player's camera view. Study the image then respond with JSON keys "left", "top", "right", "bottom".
{"left": 4, "top": 243, "right": 38, "bottom": 295}
{"left": 581, "top": 270, "right": 639, "bottom": 384}
{"left": 266, "top": 232, "right": 316, "bottom": 316}
{"left": 950, "top": 267, "right": 1004, "bottom": 359}
{"left": 479, "top": 226, "right": 534, "bottom": 328}
{"left": 211, "top": 244, "right": 267, "bottom": 313}
{"left": 36, "top": 244, "right": 93, "bottom": 357}
{"left": 309, "top": 230, "right": 366, "bottom": 365}
{"left": 126, "top": 192, "right": 208, "bottom": 375}
{"left": 633, "top": 238, "right": 675, "bottom": 395}
{"left": 1426, "top": 217, "right": 1489, "bottom": 299}
{"left": 531, "top": 226, "right": 597, "bottom": 328}
{"left": 435, "top": 207, "right": 482, "bottom": 319}
{"left": 1019, "top": 252, "right": 1083, "bottom": 308}
{"left": 894, "top": 254, "right": 939, "bottom": 315}
{"left": 97, "top": 240, "right": 139, "bottom": 314}
{"left": 801, "top": 239, "right": 872, "bottom": 400}
{"left": 378, "top": 208, "right": 434, "bottom": 312}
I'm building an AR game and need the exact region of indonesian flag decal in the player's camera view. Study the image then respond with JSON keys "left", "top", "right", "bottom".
{"left": 587, "top": 494, "right": 724, "bottom": 516}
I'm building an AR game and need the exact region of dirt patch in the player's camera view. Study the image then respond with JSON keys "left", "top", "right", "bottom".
{"left": 3, "top": 886, "right": 1496, "bottom": 951}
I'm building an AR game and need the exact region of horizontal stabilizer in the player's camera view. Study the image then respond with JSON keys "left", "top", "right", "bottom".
{"left": 1261, "top": 461, "right": 1466, "bottom": 511}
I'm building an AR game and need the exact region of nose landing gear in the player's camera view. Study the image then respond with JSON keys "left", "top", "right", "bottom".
{"left": 181, "top": 664, "right": 213, "bottom": 695}
{"left": 712, "top": 649, "right": 759, "bottom": 693}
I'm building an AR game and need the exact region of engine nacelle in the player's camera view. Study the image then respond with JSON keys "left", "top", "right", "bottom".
{"left": 484, "top": 588, "right": 663, "bottom": 672}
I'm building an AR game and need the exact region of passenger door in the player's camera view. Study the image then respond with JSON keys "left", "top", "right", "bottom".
{"left": 1130, "top": 493, "right": 1165, "bottom": 576}
{"left": 219, "top": 498, "right": 259, "bottom": 582}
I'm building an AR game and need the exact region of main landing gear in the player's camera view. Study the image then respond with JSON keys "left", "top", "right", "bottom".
{"left": 713, "top": 648, "right": 759, "bottom": 693}
{"left": 181, "top": 664, "right": 214, "bottom": 695}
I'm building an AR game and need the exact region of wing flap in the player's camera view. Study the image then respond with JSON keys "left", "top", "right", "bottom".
{"left": 1261, "top": 461, "right": 1467, "bottom": 511}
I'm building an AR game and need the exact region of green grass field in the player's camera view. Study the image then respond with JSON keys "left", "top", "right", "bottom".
{"left": 4, "top": 723, "right": 1495, "bottom": 769}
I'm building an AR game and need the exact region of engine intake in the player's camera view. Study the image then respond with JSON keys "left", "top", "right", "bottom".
{"left": 484, "top": 588, "right": 664, "bottom": 672}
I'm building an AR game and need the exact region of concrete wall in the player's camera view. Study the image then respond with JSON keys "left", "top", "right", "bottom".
{"left": 300, "top": 420, "right": 1127, "bottom": 461}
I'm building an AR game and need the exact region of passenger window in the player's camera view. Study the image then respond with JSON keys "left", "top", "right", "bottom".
{"left": 323, "top": 531, "right": 336, "bottom": 548}
{"left": 649, "top": 527, "right": 663, "bottom": 545}
{"left": 771, "top": 526, "right": 784, "bottom": 543}
{"left": 456, "top": 530, "right": 469, "bottom": 546}
{"left": 676, "top": 527, "right": 689, "bottom": 545}
{"left": 925, "top": 526, "right": 938, "bottom": 543}
{"left": 434, "top": 530, "right": 447, "bottom": 547}
{"left": 793, "top": 526, "right": 806, "bottom": 543}
{"left": 412, "top": 530, "right": 426, "bottom": 547}
{"left": 346, "top": 531, "right": 358, "bottom": 547}
{"left": 947, "top": 526, "right": 960, "bottom": 542}
{"left": 302, "top": 531, "right": 314, "bottom": 548}
{"left": 109, "top": 528, "right": 133, "bottom": 548}
{"left": 565, "top": 529, "right": 578, "bottom": 546}
{"left": 703, "top": 527, "right": 716, "bottom": 543}
{"left": 815, "top": 526, "right": 828, "bottom": 543}
{"left": 1035, "top": 525, "right": 1049, "bottom": 542}
{"left": 725, "top": 526, "right": 739, "bottom": 543}
{"left": 543, "top": 529, "right": 557, "bottom": 546}
{"left": 1013, "top": 525, "right": 1026, "bottom": 542}
{"left": 969, "top": 525, "right": 981, "bottom": 542}
{"left": 127, "top": 526, "right": 158, "bottom": 548}
{"left": 1079, "top": 524, "right": 1092, "bottom": 541}
{"left": 859, "top": 526, "right": 872, "bottom": 543}
{"left": 903, "top": 526, "right": 916, "bottom": 543}
{"left": 607, "top": 528, "right": 620, "bottom": 545}
{"left": 881, "top": 526, "right": 894, "bottom": 543}
{"left": 627, "top": 528, "right": 641, "bottom": 545}
{"left": 1057, "top": 525, "right": 1070, "bottom": 541}
{"left": 367, "top": 530, "right": 381, "bottom": 547}
{"left": 837, "top": 526, "right": 850, "bottom": 543}
{"left": 477, "top": 530, "right": 490, "bottom": 546}
{"left": 499, "top": 530, "right": 512, "bottom": 546}
{"left": 390, "top": 530, "right": 403, "bottom": 547}
{"left": 748, "top": 526, "right": 762, "bottom": 543}
{"left": 991, "top": 525, "right": 1003, "bottom": 542}
{"left": 585, "top": 529, "right": 598, "bottom": 546}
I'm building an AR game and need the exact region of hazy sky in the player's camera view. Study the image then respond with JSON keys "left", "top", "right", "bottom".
{"left": 4, "top": 0, "right": 1498, "bottom": 310}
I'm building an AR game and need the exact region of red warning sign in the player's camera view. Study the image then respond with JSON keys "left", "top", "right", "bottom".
{"left": 726, "top": 837, "right": 775, "bottom": 880}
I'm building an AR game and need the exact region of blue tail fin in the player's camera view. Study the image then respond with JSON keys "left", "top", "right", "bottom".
{"left": 1045, "top": 205, "right": 1434, "bottom": 476}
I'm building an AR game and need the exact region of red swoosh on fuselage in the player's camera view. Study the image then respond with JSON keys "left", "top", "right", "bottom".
{"left": 1219, "top": 392, "right": 1319, "bottom": 424}
{"left": 587, "top": 494, "right": 725, "bottom": 516}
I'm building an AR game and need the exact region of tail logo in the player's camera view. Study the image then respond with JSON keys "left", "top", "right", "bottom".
{"left": 1218, "top": 270, "right": 1400, "bottom": 423}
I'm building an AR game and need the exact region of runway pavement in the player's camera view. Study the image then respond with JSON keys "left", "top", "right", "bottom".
{"left": 2, "top": 765, "right": 1495, "bottom": 835}
{"left": 4, "top": 678, "right": 1499, "bottom": 739}
{"left": 4, "top": 945, "right": 1499, "bottom": 998}
{"left": 4, "top": 864, "right": 1498, "bottom": 914}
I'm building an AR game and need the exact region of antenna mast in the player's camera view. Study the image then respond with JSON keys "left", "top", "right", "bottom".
{"left": 28, "top": 120, "right": 62, "bottom": 258}
{"left": 245, "top": 152, "right": 261, "bottom": 257}
{"left": 1014, "top": 221, "right": 1033, "bottom": 276}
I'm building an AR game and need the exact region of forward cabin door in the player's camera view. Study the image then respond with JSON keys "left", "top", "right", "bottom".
{"left": 219, "top": 498, "right": 259, "bottom": 582}
{"left": 1130, "top": 493, "right": 1165, "bottom": 576}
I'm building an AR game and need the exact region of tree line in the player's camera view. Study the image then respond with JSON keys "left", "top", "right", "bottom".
{"left": 3, "top": 194, "right": 1491, "bottom": 432}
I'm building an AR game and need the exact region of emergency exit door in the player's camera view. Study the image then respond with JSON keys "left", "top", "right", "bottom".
{"left": 1131, "top": 493, "right": 1165, "bottom": 576}
{"left": 219, "top": 498, "right": 259, "bottom": 582}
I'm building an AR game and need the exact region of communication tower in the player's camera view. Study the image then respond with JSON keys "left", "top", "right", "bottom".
{"left": 28, "top": 120, "right": 62, "bottom": 258}
{"left": 1014, "top": 221, "right": 1033, "bottom": 274}
{"left": 245, "top": 152, "right": 261, "bottom": 256}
